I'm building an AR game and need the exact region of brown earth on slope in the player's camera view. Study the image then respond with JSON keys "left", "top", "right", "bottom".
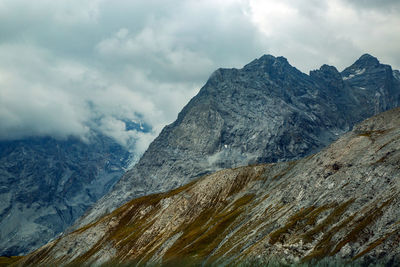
{"left": 16, "top": 107, "right": 400, "bottom": 266}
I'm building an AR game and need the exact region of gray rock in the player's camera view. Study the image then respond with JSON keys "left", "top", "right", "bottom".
{"left": 18, "top": 107, "right": 400, "bottom": 266}
{"left": 0, "top": 134, "right": 131, "bottom": 255}
{"left": 76, "top": 54, "right": 400, "bottom": 227}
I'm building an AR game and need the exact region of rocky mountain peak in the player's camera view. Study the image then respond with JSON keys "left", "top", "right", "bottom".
{"left": 255, "top": 54, "right": 289, "bottom": 65}
{"left": 309, "top": 64, "right": 344, "bottom": 95}
{"left": 245, "top": 54, "right": 277, "bottom": 65}
{"left": 73, "top": 54, "right": 400, "bottom": 229}
{"left": 310, "top": 64, "right": 342, "bottom": 86}
{"left": 355, "top": 53, "right": 380, "bottom": 67}
{"left": 341, "top": 53, "right": 383, "bottom": 77}
{"left": 242, "top": 54, "right": 297, "bottom": 77}
{"left": 18, "top": 107, "right": 400, "bottom": 266}
{"left": 316, "top": 64, "right": 340, "bottom": 76}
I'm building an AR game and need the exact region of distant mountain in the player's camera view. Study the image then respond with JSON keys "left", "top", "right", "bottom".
{"left": 76, "top": 54, "right": 400, "bottom": 227}
{"left": 0, "top": 124, "right": 147, "bottom": 256}
{"left": 18, "top": 107, "right": 400, "bottom": 266}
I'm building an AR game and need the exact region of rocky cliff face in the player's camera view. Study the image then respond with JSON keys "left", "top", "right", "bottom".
{"left": 77, "top": 54, "right": 400, "bottom": 227}
{"left": 0, "top": 133, "right": 132, "bottom": 256}
{"left": 17, "top": 107, "right": 400, "bottom": 266}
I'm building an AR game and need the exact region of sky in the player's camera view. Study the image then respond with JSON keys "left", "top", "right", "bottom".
{"left": 0, "top": 0, "right": 399, "bottom": 155}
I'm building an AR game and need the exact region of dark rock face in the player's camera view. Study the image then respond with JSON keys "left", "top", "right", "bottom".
{"left": 0, "top": 134, "right": 131, "bottom": 255}
{"left": 342, "top": 54, "right": 399, "bottom": 114}
{"left": 77, "top": 54, "right": 400, "bottom": 226}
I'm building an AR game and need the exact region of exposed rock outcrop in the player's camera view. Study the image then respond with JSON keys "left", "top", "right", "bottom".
{"left": 0, "top": 134, "right": 132, "bottom": 256}
{"left": 18, "top": 107, "right": 400, "bottom": 266}
{"left": 77, "top": 54, "right": 400, "bottom": 227}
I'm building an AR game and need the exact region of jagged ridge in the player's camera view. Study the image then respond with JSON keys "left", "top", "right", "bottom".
{"left": 77, "top": 54, "right": 400, "bottom": 227}
{"left": 17, "top": 107, "right": 400, "bottom": 266}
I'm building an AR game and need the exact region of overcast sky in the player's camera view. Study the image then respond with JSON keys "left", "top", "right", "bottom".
{"left": 0, "top": 0, "right": 399, "bottom": 154}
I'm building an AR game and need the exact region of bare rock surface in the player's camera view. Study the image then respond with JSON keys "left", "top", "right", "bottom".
{"left": 18, "top": 107, "right": 400, "bottom": 266}
{"left": 0, "top": 134, "right": 131, "bottom": 256}
{"left": 78, "top": 54, "right": 400, "bottom": 227}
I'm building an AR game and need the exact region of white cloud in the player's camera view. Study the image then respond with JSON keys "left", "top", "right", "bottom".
{"left": 247, "top": 0, "right": 400, "bottom": 71}
{"left": 0, "top": 44, "right": 91, "bottom": 140}
{"left": 0, "top": 0, "right": 399, "bottom": 157}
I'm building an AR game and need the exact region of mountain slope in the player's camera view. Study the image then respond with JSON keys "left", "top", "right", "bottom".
{"left": 77, "top": 54, "right": 400, "bottom": 227}
{"left": 0, "top": 133, "right": 132, "bottom": 256}
{"left": 18, "top": 107, "right": 400, "bottom": 266}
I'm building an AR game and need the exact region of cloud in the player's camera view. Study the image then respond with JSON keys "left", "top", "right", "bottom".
{"left": 343, "top": 0, "right": 400, "bottom": 11}
{"left": 0, "top": 44, "right": 91, "bottom": 140}
{"left": 0, "top": 0, "right": 399, "bottom": 157}
{"left": 247, "top": 0, "right": 400, "bottom": 72}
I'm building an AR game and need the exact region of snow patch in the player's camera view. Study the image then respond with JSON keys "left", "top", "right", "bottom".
{"left": 393, "top": 70, "right": 400, "bottom": 80}
{"left": 342, "top": 68, "right": 365, "bottom": 80}
{"left": 343, "top": 74, "right": 354, "bottom": 81}
{"left": 355, "top": 68, "right": 366, "bottom": 75}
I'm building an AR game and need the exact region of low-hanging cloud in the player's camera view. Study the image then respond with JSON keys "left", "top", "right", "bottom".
{"left": 0, "top": 0, "right": 399, "bottom": 156}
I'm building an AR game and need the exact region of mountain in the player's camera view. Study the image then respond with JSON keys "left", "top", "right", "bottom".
{"left": 17, "top": 107, "right": 400, "bottom": 266}
{"left": 0, "top": 132, "right": 134, "bottom": 256}
{"left": 76, "top": 54, "right": 400, "bottom": 227}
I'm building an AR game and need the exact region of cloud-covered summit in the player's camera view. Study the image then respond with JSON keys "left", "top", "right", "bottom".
{"left": 0, "top": 0, "right": 399, "bottom": 155}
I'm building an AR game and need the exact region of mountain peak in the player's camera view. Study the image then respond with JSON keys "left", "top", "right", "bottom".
{"left": 259, "top": 54, "right": 288, "bottom": 62}
{"left": 258, "top": 54, "right": 277, "bottom": 61}
{"left": 341, "top": 54, "right": 394, "bottom": 86}
{"left": 19, "top": 107, "right": 400, "bottom": 266}
{"left": 341, "top": 54, "right": 383, "bottom": 80}
{"left": 242, "top": 54, "right": 299, "bottom": 80}
{"left": 353, "top": 53, "right": 380, "bottom": 68}
{"left": 317, "top": 64, "right": 340, "bottom": 74}
{"left": 244, "top": 54, "right": 289, "bottom": 68}
{"left": 66, "top": 53, "right": 400, "bottom": 246}
{"left": 309, "top": 64, "right": 343, "bottom": 93}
